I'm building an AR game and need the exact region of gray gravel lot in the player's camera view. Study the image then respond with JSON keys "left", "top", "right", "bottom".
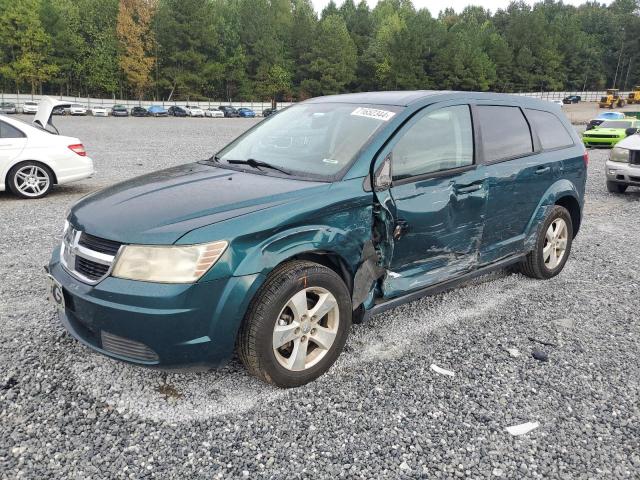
{"left": 1, "top": 116, "right": 639, "bottom": 479}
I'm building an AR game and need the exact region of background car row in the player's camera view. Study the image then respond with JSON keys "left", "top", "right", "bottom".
{"left": 0, "top": 101, "right": 270, "bottom": 117}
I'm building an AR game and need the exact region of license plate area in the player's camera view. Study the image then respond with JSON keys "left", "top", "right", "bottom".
{"left": 46, "top": 274, "right": 65, "bottom": 311}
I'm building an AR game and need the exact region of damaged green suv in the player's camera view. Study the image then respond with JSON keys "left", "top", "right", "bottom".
{"left": 47, "top": 91, "right": 586, "bottom": 387}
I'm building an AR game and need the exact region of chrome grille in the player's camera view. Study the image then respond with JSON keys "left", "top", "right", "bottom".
{"left": 101, "top": 331, "right": 159, "bottom": 362}
{"left": 61, "top": 226, "right": 122, "bottom": 285}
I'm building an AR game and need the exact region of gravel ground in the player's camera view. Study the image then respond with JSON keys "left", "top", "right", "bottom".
{"left": 1, "top": 116, "right": 639, "bottom": 479}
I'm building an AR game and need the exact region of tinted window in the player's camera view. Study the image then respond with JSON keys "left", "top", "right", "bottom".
{"left": 0, "top": 121, "right": 25, "bottom": 139}
{"left": 476, "top": 106, "right": 532, "bottom": 161}
{"left": 525, "top": 109, "right": 574, "bottom": 150}
{"left": 392, "top": 105, "right": 473, "bottom": 180}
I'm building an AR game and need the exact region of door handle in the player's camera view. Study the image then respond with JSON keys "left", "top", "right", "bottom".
{"left": 455, "top": 184, "right": 482, "bottom": 194}
{"left": 535, "top": 166, "right": 551, "bottom": 174}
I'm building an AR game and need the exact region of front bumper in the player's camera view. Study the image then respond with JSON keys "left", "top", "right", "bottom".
{"left": 48, "top": 248, "right": 264, "bottom": 368}
{"left": 582, "top": 136, "right": 623, "bottom": 147}
{"left": 605, "top": 160, "right": 640, "bottom": 186}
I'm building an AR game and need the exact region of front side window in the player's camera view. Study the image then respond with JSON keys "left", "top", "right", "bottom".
{"left": 217, "top": 103, "right": 401, "bottom": 180}
{"left": 476, "top": 105, "right": 533, "bottom": 161}
{"left": 392, "top": 105, "right": 473, "bottom": 180}
{"left": 0, "top": 121, "right": 25, "bottom": 139}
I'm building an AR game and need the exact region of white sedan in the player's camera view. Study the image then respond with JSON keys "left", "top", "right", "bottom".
{"left": 0, "top": 97, "right": 94, "bottom": 199}
{"left": 68, "top": 104, "right": 88, "bottom": 116}
{"left": 90, "top": 106, "right": 109, "bottom": 117}
{"left": 21, "top": 101, "right": 38, "bottom": 114}
{"left": 204, "top": 107, "right": 224, "bottom": 118}
{"left": 184, "top": 105, "right": 205, "bottom": 117}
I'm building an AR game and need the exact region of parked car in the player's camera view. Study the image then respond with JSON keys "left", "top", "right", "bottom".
{"left": 237, "top": 107, "right": 256, "bottom": 118}
{"left": 605, "top": 132, "right": 640, "bottom": 193}
{"left": 218, "top": 106, "right": 239, "bottom": 117}
{"left": 67, "top": 104, "right": 88, "bottom": 116}
{"left": 47, "top": 91, "right": 586, "bottom": 387}
{"left": 111, "top": 104, "right": 129, "bottom": 117}
{"left": 21, "top": 101, "right": 38, "bottom": 114}
{"left": 131, "top": 106, "right": 148, "bottom": 117}
{"left": 581, "top": 118, "right": 640, "bottom": 147}
{"left": 586, "top": 111, "right": 625, "bottom": 130}
{"left": 563, "top": 95, "right": 581, "bottom": 104}
{"left": 184, "top": 105, "right": 204, "bottom": 117}
{"left": 204, "top": 107, "right": 224, "bottom": 118}
{"left": 0, "top": 102, "right": 17, "bottom": 114}
{"left": 549, "top": 100, "right": 564, "bottom": 108}
{"left": 147, "top": 105, "right": 168, "bottom": 117}
{"left": 168, "top": 106, "right": 188, "bottom": 117}
{"left": 1, "top": 97, "right": 94, "bottom": 199}
{"left": 90, "top": 106, "right": 109, "bottom": 117}
{"left": 52, "top": 106, "right": 65, "bottom": 115}
{"left": 262, "top": 107, "right": 277, "bottom": 117}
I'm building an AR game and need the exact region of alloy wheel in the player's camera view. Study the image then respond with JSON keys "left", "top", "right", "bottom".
{"left": 272, "top": 287, "right": 340, "bottom": 371}
{"left": 13, "top": 165, "right": 50, "bottom": 198}
{"left": 543, "top": 218, "right": 568, "bottom": 269}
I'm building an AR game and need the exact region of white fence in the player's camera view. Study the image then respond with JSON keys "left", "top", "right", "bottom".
{"left": 514, "top": 91, "right": 632, "bottom": 102}
{"left": 0, "top": 93, "right": 293, "bottom": 116}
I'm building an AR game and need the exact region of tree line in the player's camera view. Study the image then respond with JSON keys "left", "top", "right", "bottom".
{"left": 0, "top": 0, "right": 639, "bottom": 102}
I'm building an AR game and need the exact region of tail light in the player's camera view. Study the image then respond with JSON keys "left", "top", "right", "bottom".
{"left": 583, "top": 150, "right": 589, "bottom": 167}
{"left": 68, "top": 144, "right": 87, "bottom": 156}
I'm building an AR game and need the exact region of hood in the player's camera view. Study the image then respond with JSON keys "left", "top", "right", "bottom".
{"left": 615, "top": 133, "right": 640, "bottom": 150}
{"left": 33, "top": 96, "right": 72, "bottom": 132}
{"left": 69, "top": 162, "right": 328, "bottom": 245}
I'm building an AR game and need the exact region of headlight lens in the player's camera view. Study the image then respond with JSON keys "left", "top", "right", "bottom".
{"left": 610, "top": 147, "right": 629, "bottom": 163}
{"left": 112, "top": 241, "right": 228, "bottom": 283}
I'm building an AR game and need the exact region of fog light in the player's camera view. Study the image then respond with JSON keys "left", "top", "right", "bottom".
{"left": 608, "top": 169, "right": 616, "bottom": 175}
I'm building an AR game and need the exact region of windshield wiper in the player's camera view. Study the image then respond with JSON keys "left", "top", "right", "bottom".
{"left": 226, "top": 158, "right": 292, "bottom": 175}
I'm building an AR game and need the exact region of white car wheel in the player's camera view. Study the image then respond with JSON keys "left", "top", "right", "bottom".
{"left": 9, "top": 162, "right": 53, "bottom": 199}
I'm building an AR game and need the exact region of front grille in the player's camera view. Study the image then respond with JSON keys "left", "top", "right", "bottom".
{"left": 75, "top": 256, "right": 110, "bottom": 281}
{"left": 101, "top": 331, "right": 159, "bottom": 362}
{"left": 78, "top": 232, "right": 121, "bottom": 256}
{"left": 61, "top": 227, "right": 120, "bottom": 284}
{"left": 630, "top": 176, "right": 640, "bottom": 182}
{"left": 584, "top": 134, "right": 617, "bottom": 138}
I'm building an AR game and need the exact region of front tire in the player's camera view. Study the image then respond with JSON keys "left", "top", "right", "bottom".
{"left": 238, "top": 261, "right": 352, "bottom": 388}
{"left": 606, "top": 181, "right": 627, "bottom": 194}
{"left": 517, "top": 205, "right": 573, "bottom": 280}
{"left": 8, "top": 162, "right": 53, "bottom": 199}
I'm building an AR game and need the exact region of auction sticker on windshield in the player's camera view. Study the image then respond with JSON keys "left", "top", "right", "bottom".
{"left": 351, "top": 107, "right": 396, "bottom": 121}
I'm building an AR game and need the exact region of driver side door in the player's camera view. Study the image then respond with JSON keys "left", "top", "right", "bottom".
{"left": 373, "top": 103, "right": 488, "bottom": 298}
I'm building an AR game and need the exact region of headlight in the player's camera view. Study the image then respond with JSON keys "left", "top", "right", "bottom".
{"left": 610, "top": 147, "right": 629, "bottom": 163}
{"left": 112, "top": 241, "right": 228, "bottom": 283}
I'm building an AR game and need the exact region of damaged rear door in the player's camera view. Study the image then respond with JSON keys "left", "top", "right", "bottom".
{"left": 372, "top": 103, "right": 488, "bottom": 297}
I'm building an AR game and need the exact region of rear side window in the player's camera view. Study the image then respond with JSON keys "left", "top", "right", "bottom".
{"left": 525, "top": 109, "right": 574, "bottom": 150}
{"left": 0, "top": 121, "right": 25, "bottom": 139}
{"left": 476, "top": 106, "right": 533, "bottom": 162}
{"left": 392, "top": 105, "right": 474, "bottom": 180}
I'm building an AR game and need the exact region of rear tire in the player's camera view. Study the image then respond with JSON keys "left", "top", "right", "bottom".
{"left": 606, "top": 181, "right": 627, "bottom": 194}
{"left": 8, "top": 161, "right": 53, "bottom": 199}
{"left": 517, "top": 205, "right": 573, "bottom": 280}
{"left": 238, "top": 261, "right": 352, "bottom": 388}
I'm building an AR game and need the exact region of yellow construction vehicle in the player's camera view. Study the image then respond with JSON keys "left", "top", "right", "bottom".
{"left": 599, "top": 89, "right": 626, "bottom": 108}
{"left": 627, "top": 86, "right": 640, "bottom": 105}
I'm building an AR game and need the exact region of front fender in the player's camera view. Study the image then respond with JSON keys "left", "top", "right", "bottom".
{"left": 524, "top": 179, "right": 582, "bottom": 248}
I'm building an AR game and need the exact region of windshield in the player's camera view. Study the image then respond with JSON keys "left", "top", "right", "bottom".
{"left": 217, "top": 103, "right": 401, "bottom": 180}
{"left": 599, "top": 121, "right": 632, "bottom": 129}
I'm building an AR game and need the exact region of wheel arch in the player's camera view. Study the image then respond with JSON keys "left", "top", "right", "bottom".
{"left": 554, "top": 195, "right": 581, "bottom": 237}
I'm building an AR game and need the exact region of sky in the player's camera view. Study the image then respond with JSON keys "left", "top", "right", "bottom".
{"left": 311, "top": 0, "right": 613, "bottom": 16}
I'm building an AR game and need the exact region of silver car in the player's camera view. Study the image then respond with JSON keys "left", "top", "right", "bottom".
{"left": 606, "top": 133, "right": 640, "bottom": 193}
{"left": 0, "top": 102, "right": 16, "bottom": 114}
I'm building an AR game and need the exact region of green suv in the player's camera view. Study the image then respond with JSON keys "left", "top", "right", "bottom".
{"left": 47, "top": 91, "right": 587, "bottom": 387}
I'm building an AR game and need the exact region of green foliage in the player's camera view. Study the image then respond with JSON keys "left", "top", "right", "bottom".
{"left": 1, "top": 0, "right": 640, "bottom": 99}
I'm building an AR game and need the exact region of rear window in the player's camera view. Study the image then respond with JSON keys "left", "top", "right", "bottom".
{"left": 525, "top": 109, "right": 574, "bottom": 150}
{"left": 475, "top": 106, "right": 533, "bottom": 161}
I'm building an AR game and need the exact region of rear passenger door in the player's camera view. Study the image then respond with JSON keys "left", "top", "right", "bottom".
{"left": 0, "top": 120, "right": 27, "bottom": 165}
{"left": 477, "top": 104, "right": 572, "bottom": 263}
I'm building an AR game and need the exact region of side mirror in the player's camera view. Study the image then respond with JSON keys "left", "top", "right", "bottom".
{"left": 625, "top": 127, "right": 638, "bottom": 137}
{"left": 586, "top": 124, "right": 594, "bottom": 131}
{"left": 374, "top": 155, "right": 392, "bottom": 191}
